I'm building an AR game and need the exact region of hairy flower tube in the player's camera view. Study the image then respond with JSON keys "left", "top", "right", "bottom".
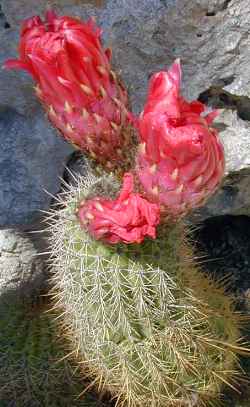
{"left": 77, "top": 173, "right": 160, "bottom": 244}
{"left": 4, "top": 10, "right": 134, "bottom": 171}
{"left": 136, "top": 60, "right": 225, "bottom": 217}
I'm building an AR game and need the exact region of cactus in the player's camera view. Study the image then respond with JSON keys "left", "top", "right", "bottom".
{"left": 0, "top": 288, "right": 108, "bottom": 407}
{"left": 4, "top": 11, "right": 249, "bottom": 405}
{"left": 48, "top": 168, "right": 247, "bottom": 407}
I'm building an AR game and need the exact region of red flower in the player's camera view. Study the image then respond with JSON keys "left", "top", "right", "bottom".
{"left": 136, "top": 60, "right": 225, "bottom": 216}
{"left": 77, "top": 173, "right": 160, "bottom": 244}
{"left": 4, "top": 10, "right": 133, "bottom": 171}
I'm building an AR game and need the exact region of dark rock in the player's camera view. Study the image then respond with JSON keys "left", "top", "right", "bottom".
{"left": 194, "top": 215, "right": 250, "bottom": 295}
{"left": 193, "top": 214, "right": 250, "bottom": 406}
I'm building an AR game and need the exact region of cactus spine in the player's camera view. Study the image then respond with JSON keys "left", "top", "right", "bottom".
{"left": 49, "top": 168, "right": 246, "bottom": 407}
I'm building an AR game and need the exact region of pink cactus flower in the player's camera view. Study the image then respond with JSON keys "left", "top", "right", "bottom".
{"left": 4, "top": 10, "right": 133, "bottom": 171}
{"left": 136, "top": 60, "right": 225, "bottom": 217}
{"left": 78, "top": 173, "right": 160, "bottom": 244}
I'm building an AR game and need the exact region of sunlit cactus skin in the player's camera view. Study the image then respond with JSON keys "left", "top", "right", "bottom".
{"left": 48, "top": 168, "right": 245, "bottom": 407}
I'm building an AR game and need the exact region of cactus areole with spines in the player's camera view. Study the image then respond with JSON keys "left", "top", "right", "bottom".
{"left": 4, "top": 9, "right": 135, "bottom": 173}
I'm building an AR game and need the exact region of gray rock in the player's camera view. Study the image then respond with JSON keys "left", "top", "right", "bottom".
{"left": 0, "top": 229, "right": 45, "bottom": 296}
{"left": 2, "top": 0, "right": 250, "bottom": 220}
{"left": 0, "top": 27, "right": 73, "bottom": 228}
{"left": 0, "top": 105, "right": 72, "bottom": 227}
{"left": 0, "top": 3, "right": 10, "bottom": 32}
{"left": 1, "top": 0, "right": 104, "bottom": 28}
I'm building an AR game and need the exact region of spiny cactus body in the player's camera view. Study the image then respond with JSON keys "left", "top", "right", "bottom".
{"left": 49, "top": 169, "right": 245, "bottom": 407}
{"left": 0, "top": 290, "right": 107, "bottom": 407}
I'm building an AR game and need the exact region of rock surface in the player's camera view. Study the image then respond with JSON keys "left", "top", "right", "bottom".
{"left": 0, "top": 105, "right": 72, "bottom": 227}
{"left": 0, "top": 27, "right": 73, "bottom": 228}
{"left": 1, "top": 0, "right": 250, "bottom": 223}
{"left": 0, "top": 229, "right": 45, "bottom": 296}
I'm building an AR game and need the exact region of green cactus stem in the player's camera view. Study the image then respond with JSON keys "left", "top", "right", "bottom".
{"left": 48, "top": 169, "right": 249, "bottom": 407}
{"left": 0, "top": 288, "right": 108, "bottom": 407}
